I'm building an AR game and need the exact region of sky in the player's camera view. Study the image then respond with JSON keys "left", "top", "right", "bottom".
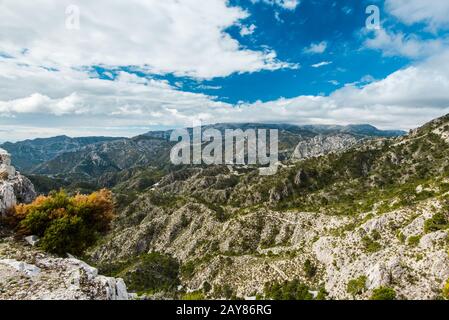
{"left": 1, "top": 0, "right": 449, "bottom": 142}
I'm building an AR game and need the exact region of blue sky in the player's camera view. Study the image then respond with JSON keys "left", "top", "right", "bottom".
{"left": 96, "top": 0, "right": 410, "bottom": 104}
{"left": 1, "top": 0, "right": 449, "bottom": 141}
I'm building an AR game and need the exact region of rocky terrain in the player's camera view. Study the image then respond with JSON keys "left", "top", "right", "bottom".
{"left": 292, "top": 134, "right": 358, "bottom": 159}
{"left": 87, "top": 115, "right": 449, "bottom": 300}
{"left": 0, "top": 238, "right": 129, "bottom": 300}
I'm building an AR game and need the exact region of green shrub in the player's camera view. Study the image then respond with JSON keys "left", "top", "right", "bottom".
{"left": 347, "top": 276, "right": 367, "bottom": 297}
{"left": 362, "top": 235, "right": 382, "bottom": 253}
{"left": 14, "top": 189, "right": 114, "bottom": 255}
{"left": 370, "top": 287, "right": 396, "bottom": 300}
{"left": 407, "top": 235, "right": 421, "bottom": 247}
{"left": 424, "top": 212, "right": 449, "bottom": 233}
{"left": 121, "top": 252, "right": 180, "bottom": 294}
{"left": 203, "top": 281, "right": 212, "bottom": 293}
{"left": 303, "top": 259, "right": 317, "bottom": 279}
{"left": 315, "top": 286, "right": 328, "bottom": 300}
{"left": 213, "top": 284, "right": 234, "bottom": 299}
{"left": 181, "top": 260, "right": 197, "bottom": 280}
{"left": 263, "top": 279, "right": 313, "bottom": 300}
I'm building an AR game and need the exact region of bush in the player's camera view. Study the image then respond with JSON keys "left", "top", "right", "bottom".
{"left": 303, "top": 259, "right": 317, "bottom": 279}
{"left": 424, "top": 212, "right": 449, "bottom": 233}
{"left": 370, "top": 287, "right": 396, "bottom": 300}
{"left": 121, "top": 252, "right": 180, "bottom": 294}
{"left": 203, "top": 281, "right": 212, "bottom": 293}
{"left": 13, "top": 189, "right": 115, "bottom": 255}
{"left": 213, "top": 284, "right": 235, "bottom": 299}
{"left": 347, "top": 276, "right": 367, "bottom": 297}
{"left": 362, "top": 235, "right": 382, "bottom": 253}
{"left": 407, "top": 235, "right": 421, "bottom": 247}
{"left": 264, "top": 279, "right": 313, "bottom": 300}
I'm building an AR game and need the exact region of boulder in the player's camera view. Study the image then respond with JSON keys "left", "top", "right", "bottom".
{"left": 24, "top": 235, "right": 40, "bottom": 247}
{"left": 0, "top": 148, "right": 36, "bottom": 216}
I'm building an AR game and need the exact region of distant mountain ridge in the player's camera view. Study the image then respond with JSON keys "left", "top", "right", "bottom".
{"left": 143, "top": 123, "right": 406, "bottom": 140}
{"left": 0, "top": 135, "right": 123, "bottom": 172}
{"left": 1, "top": 123, "right": 405, "bottom": 194}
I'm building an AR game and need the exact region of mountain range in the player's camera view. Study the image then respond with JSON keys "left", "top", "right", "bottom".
{"left": 0, "top": 123, "right": 405, "bottom": 195}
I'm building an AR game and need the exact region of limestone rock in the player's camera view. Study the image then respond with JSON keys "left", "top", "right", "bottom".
{"left": 293, "top": 134, "right": 358, "bottom": 160}
{"left": 0, "top": 240, "right": 130, "bottom": 300}
{"left": 366, "top": 263, "right": 391, "bottom": 290}
{"left": 0, "top": 148, "right": 36, "bottom": 216}
{"left": 24, "top": 235, "right": 40, "bottom": 247}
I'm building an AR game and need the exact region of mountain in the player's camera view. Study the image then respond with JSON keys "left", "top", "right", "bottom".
{"left": 22, "top": 123, "right": 403, "bottom": 194}
{"left": 86, "top": 115, "right": 449, "bottom": 300}
{"left": 0, "top": 135, "right": 122, "bottom": 172}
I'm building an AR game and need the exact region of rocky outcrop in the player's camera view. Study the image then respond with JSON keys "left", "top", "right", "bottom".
{"left": 0, "top": 148, "right": 36, "bottom": 215}
{"left": 292, "top": 134, "right": 358, "bottom": 160}
{"left": 0, "top": 239, "right": 129, "bottom": 300}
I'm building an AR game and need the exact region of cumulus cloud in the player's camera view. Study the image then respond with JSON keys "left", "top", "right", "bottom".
{"left": 2, "top": 49, "right": 449, "bottom": 142}
{"left": 303, "top": 41, "right": 328, "bottom": 54}
{"left": 0, "top": 0, "right": 295, "bottom": 79}
{"left": 364, "top": 29, "right": 446, "bottom": 58}
{"left": 385, "top": 0, "right": 449, "bottom": 31}
{"left": 240, "top": 24, "right": 257, "bottom": 37}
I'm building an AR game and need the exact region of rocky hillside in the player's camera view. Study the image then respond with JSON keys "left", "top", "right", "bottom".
{"left": 87, "top": 115, "right": 449, "bottom": 300}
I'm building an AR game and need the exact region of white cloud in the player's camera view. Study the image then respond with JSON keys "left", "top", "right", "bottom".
{"left": 311, "top": 61, "right": 332, "bottom": 68}
{"left": 240, "top": 24, "right": 257, "bottom": 37}
{"left": 2, "top": 49, "right": 449, "bottom": 142}
{"left": 0, "top": 0, "right": 295, "bottom": 79}
{"left": 364, "top": 29, "right": 446, "bottom": 58}
{"left": 385, "top": 0, "right": 449, "bottom": 31}
{"left": 304, "top": 41, "right": 328, "bottom": 54}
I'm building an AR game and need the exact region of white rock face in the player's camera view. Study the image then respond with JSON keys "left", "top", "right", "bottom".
{"left": 293, "top": 134, "right": 358, "bottom": 160}
{"left": 0, "top": 149, "right": 16, "bottom": 179}
{"left": 366, "top": 263, "right": 391, "bottom": 290}
{"left": 0, "top": 148, "right": 36, "bottom": 215}
{"left": 0, "top": 259, "right": 41, "bottom": 277}
{"left": 0, "top": 240, "right": 130, "bottom": 300}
